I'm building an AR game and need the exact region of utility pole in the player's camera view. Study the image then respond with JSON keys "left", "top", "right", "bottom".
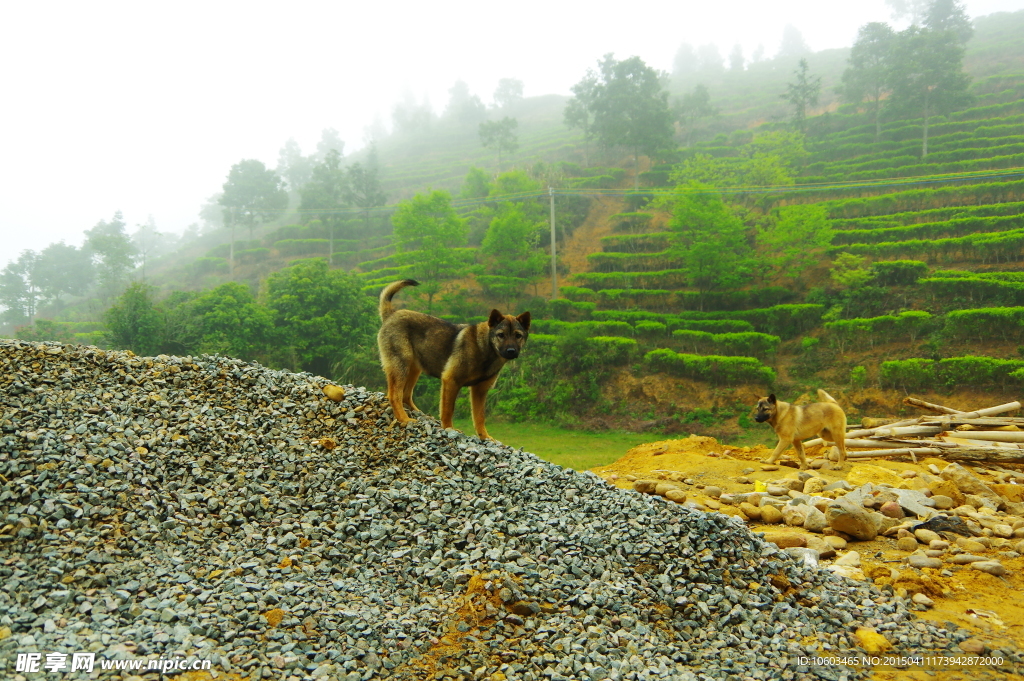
{"left": 549, "top": 187, "right": 558, "bottom": 299}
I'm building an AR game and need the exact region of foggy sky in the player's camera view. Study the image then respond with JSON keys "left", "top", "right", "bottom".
{"left": 2, "top": 0, "right": 1022, "bottom": 270}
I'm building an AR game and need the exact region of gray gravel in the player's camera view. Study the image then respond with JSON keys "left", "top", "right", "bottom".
{"left": 1, "top": 339, "right": 1020, "bottom": 680}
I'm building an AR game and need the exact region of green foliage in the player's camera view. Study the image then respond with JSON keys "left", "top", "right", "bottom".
{"left": 392, "top": 190, "right": 469, "bottom": 313}
{"left": 85, "top": 212, "right": 137, "bottom": 295}
{"left": 824, "top": 310, "right": 935, "bottom": 351}
{"left": 850, "top": 365, "right": 868, "bottom": 388}
{"left": 589, "top": 54, "right": 674, "bottom": 188}
{"left": 922, "top": 272, "right": 1024, "bottom": 306}
{"left": 840, "top": 22, "right": 896, "bottom": 139}
{"left": 644, "top": 348, "right": 776, "bottom": 385}
{"left": 461, "top": 166, "right": 492, "bottom": 199}
{"left": 529, "top": 320, "right": 634, "bottom": 337}
{"left": 479, "top": 117, "right": 519, "bottom": 166}
{"left": 634, "top": 321, "right": 667, "bottom": 337}
{"left": 943, "top": 307, "right": 1024, "bottom": 342}
{"left": 667, "top": 186, "right": 752, "bottom": 308}
{"left": 184, "top": 282, "right": 274, "bottom": 361}
{"left": 274, "top": 239, "right": 330, "bottom": 256}
{"left": 103, "top": 283, "right": 162, "bottom": 355}
{"left": 600, "top": 232, "right": 671, "bottom": 253}
{"left": 263, "top": 259, "right": 377, "bottom": 381}
{"left": 220, "top": 159, "right": 288, "bottom": 238}
{"left": 671, "top": 330, "right": 780, "bottom": 359}
{"left": 830, "top": 253, "right": 873, "bottom": 289}
{"left": 481, "top": 203, "right": 545, "bottom": 279}
{"left": 757, "top": 204, "right": 833, "bottom": 283}
{"left": 870, "top": 260, "right": 929, "bottom": 285}
{"left": 781, "top": 59, "right": 822, "bottom": 132}
{"left": 881, "top": 355, "right": 1024, "bottom": 390}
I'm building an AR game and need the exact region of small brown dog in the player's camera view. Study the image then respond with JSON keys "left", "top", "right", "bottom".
{"left": 754, "top": 389, "right": 847, "bottom": 469}
{"left": 377, "top": 280, "right": 530, "bottom": 439}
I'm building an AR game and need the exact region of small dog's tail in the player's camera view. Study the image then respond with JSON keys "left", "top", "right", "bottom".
{"left": 817, "top": 388, "right": 839, "bottom": 404}
{"left": 379, "top": 280, "right": 419, "bottom": 321}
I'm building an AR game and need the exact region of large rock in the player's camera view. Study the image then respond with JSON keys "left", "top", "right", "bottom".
{"left": 927, "top": 479, "right": 965, "bottom": 508}
{"left": 940, "top": 463, "right": 1003, "bottom": 509}
{"left": 782, "top": 504, "right": 810, "bottom": 527}
{"left": 760, "top": 505, "right": 783, "bottom": 524}
{"left": 803, "top": 506, "right": 828, "bottom": 533}
{"left": 825, "top": 499, "right": 880, "bottom": 540}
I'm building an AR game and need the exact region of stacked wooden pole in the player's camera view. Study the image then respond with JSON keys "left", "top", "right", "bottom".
{"left": 804, "top": 399, "right": 1024, "bottom": 464}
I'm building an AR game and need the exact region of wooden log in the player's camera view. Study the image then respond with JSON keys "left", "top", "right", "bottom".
{"left": 849, "top": 446, "right": 1024, "bottom": 464}
{"left": 869, "top": 425, "right": 943, "bottom": 438}
{"left": 941, "top": 436, "right": 1024, "bottom": 449}
{"left": 803, "top": 417, "right": 924, "bottom": 448}
{"left": 903, "top": 397, "right": 964, "bottom": 414}
{"left": 842, "top": 438, "right": 933, "bottom": 449}
{"left": 938, "top": 430, "right": 1024, "bottom": 443}
{"left": 948, "top": 401, "right": 1021, "bottom": 419}
{"left": 845, "top": 448, "right": 944, "bottom": 458}
{"left": 925, "top": 417, "right": 1024, "bottom": 428}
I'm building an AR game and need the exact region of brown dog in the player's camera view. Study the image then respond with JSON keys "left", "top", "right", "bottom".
{"left": 377, "top": 280, "right": 530, "bottom": 439}
{"left": 754, "top": 389, "right": 847, "bottom": 469}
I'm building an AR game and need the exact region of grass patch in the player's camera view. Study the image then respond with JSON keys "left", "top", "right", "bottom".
{"left": 453, "top": 418, "right": 652, "bottom": 471}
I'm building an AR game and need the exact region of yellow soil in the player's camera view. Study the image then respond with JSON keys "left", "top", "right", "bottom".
{"left": 590, "top": 435, "right": 1024, "bottom": 681}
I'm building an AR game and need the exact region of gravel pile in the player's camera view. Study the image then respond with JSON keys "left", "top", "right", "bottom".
{"left": 0, "top": 339, "right": 1016, "bottom": 680}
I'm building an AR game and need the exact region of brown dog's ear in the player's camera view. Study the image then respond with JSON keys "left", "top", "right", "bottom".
{"left": 488, "top": 309, "right": 504, "bottom": 327}
{"left": 768, "top": 394, "right": 777, "bottom": 404}
{"left": 516, "top": 311, "right": 531, "bottom": 331}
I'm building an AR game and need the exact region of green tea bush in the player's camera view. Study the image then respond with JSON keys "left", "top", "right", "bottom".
{"left": 944, "top": 307, "right": 1024, "bottom": 342}
{"left": 870, "top": 260, "right": 928, "bottom": 286}
{"left": 644, "top": 348, "right": 775, "bottom": 385}
{"left": 273, "top": 239, "right": 331, "bottom": 256}
{"left": 671, "top": 330, "right": 780, "bottom": 359}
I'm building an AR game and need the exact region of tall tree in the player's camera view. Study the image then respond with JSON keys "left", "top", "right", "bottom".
{"left": 756, "top": 204, "right": 834, "bottom": 285}
{"left": 493, "top": 78, "right": 524, "bottom": 109}
{"left": 888, "top": 24, "right": 972, "bottom": 157}
{"left": 728, "top": 45, "right": 745, "bottom": 72}
{"left": 315, "top": 128, "right": 346, "bottom": 161}
{"left": 345, "top": 144, "right": 388, "bottom": 233}
{"left": 300, "top": 149, "right": 350, "bottom": 266}
{"left": 392, "top": 92, "right": 434, "bottom": 136}
{"left": 264, "top": 258, "right": 376, "bottom": 379}
{"left": 219, "top": 159, "right": 288, "bottom": 275}
{"left": 391, "top": 190, "right": 469, "bottom": 313}
{"left": 0, "top": 250, "right": 40, "bottom": 327}
{"left": 444, "top": 80, "right": 486, "bottom": 127}
{"left": 563, "top": 69, "right": 600, "bottom": 166}
{"left": 668, "top": 186, "right": 752, "bottom": 310}
{"left": 478, "top": 117, "right": 519, "bottom": 168}
{"left": 131, "top": 216, "right": 163, "bottom": 282}
{"left": 103, "top": 282, "right": 162, "bottom": 355}
{"left": 187, "top": 282, "right": 274, "bottom": 361}
{"left": 34, "top": 242, "right": 94, "bottom": 306}
{"left": 674, "top": 84, "right": 719, "bottom": 147}
{"left": 276, "top": 138, "right": 314, "bottom": 191}
{"left": 924, "top": 0, "right": 973, "bottom": 43}
{"left": 840, "top": 22, "right": 896, "bottom": 141}
{"left": 85, "top": 211, "right": 137, "bottom": 296}
{"left": 781, "top": 58, "right": 822, "bottom": 133}
{"left": 590, "top": 54, "right": 674, "bottom": 190}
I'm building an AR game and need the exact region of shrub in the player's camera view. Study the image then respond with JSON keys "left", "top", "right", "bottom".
{"left": 671, "top": 330, "right": 780, "bottom": 359}
{"left": 870, "top": 260, "right": 928, "bottom": 286}
{"left": 644, "top": 348, "right": 776, "bottom": 385}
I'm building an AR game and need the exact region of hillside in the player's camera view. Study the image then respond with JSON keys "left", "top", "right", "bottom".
{"left": 7, "top": 9, "right": 1024, "bottom": 436}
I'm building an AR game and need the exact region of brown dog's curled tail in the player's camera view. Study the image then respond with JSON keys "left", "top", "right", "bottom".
{"left": 817, "top": 388, "right": 839, "bottom": 404}
{"left": 379, "top": 280, "right": 419, "bottom": 321}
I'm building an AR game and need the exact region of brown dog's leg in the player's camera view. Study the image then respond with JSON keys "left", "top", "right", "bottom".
{"left": 792, "top": 440, "right": 809, "bottom": 470}
{"left": 439, "top": 377, "right": 460, "bottom": 430}
{"left": 386, "top": 368, "right": 412, "bottom": 425}
{"left": 821, "top": 428, "right": 847, "bottom": 467}
{"left": 469, "top": 377, "right": 497, "bottom": 440}
{"left": 403, "top": 364, "right": 421, "bottom": 412}
{"left": 765, "top": 440, "right": 790, "bottom": 464}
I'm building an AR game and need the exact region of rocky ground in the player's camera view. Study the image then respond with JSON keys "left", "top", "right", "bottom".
{"left": 1, "top": 339, "right": 1022, "bottom": 681}
{"left": 592, "top": 437, "right": 1024, "bottom": 681}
